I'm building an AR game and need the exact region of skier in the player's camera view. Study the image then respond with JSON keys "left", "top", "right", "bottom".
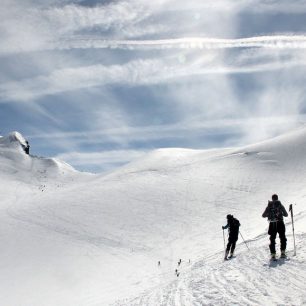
{"left": 222, "top": 214, "right": 240, "bottom": 260}
{"left": 262, "top": 194, "right": 288, "bottom": 260}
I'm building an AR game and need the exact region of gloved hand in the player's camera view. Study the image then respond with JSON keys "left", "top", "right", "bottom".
{"left": 222, "top": 226, "right": 225, "bottom": 230}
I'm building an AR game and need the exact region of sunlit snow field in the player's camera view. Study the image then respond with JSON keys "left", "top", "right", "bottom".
{"left": 1, "top": 129, "right": 306, "bottom": 305}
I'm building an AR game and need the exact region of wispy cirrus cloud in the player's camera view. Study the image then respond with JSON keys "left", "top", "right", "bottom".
{"left": 5, "top": 0, "right": 306, "bottom": 55}
{"left": 30, "top": 114, "right": 306, "bottom": 144}
{"left": 40, "top": 2, "right": 150, "bottom": 33}
{"left": 58, "top": 35, "right": 306, "bottom": 51}
{"left": 1, "top": 47, "right": 306, "bottom": 102}
{"left": 3, "top": 34, "right": 306, "bottom": 55}
{"left": 2, "top": 0, "right": 305, "bottom": 59}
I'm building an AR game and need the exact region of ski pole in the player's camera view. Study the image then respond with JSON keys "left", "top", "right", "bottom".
{"left": 222, "top": 229, "right": 226, "bottom": 252}
{"left": 289, "top": 204, "right": 296, "bottom": 256}
{"left": 239, "top": 231, "right": 250, "bottom": 251}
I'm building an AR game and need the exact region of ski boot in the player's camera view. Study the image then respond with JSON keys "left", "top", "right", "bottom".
{"left": 228, "top": 252, "right": 234, "bottom": 259}
{"left": 224, "top": 250, "right": 229, "bottom": 260}
{"left": 271, "top": 253, "right": 277, "bottom": 261}
{"left": 280, "top": 250, "right": 287, "bottom": 259}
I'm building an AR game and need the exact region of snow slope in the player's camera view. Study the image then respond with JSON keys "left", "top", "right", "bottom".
{"left": 1, "top": 127, "right": 306, "bottom": 305}
{"left": 122, "top": 222, "right": 306, "bottom": 306}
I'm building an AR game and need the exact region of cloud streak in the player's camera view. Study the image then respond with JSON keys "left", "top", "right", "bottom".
{"left": 57, "top": 35, "right": 306, "bottom": 51}
{"left": 2, "top": 35, "right": 306, "bottom": 55}
{"left": 29, "top": 114, "right": 306, "bottom": 143}
{"left": 1, "top": 47, "right": 306, "bottom": 102}
{"left": 40, "top": 1, "right": 150, "bottom": 33}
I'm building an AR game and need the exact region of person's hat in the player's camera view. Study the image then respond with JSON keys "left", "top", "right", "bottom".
{"left": 272, "top": 194, "right": 278, "bottom": 201}
{"left": 227, "top": 214, "right": 233, "bottom": 219}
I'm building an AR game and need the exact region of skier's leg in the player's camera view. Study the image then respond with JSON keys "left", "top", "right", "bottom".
{"left": 226, "top": 240, "right": 231, "bottom": 252}
{"left": 225, "top": 240, "right": 231, "bottom": 259}
{"left": 269, "top": 223, "right": 277, "bottom": 255}
{"left": 230, "top": 241, "right": 236, "bottom": 255}
{"left": 269, "top": 234, "right": 277, "bottom": 254}
{"left": 278, "top": 221, "right": 287, "bottom": 252}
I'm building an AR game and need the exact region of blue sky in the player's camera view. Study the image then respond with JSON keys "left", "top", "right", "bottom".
{"left": 1, "top": 0, "right": 306, "bottom": 172}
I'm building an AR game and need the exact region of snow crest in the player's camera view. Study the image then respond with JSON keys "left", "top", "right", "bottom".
{"left": 0, "top": 131, "right": 28, "bottom": 148}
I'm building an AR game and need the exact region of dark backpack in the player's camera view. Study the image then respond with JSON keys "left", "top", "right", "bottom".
{"left": 269, "top": 201, "right": 283, "bottom": 221}
{"left": 230, "top": 218, "right": 240, "bottom": 231}
{"left": 233, "top": 218, "right": 240, "bottom": 228}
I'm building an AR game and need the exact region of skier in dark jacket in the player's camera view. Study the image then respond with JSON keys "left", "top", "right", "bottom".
{"left": 262, "top": 194, "right": 288, "bottom": 259}
{"left": 222, "top": 214, "right": 240, "bottom": 260}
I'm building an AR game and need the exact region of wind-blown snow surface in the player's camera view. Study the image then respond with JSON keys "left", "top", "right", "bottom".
{"left": 1, "top": 128, "right": 306, "bottom": 305}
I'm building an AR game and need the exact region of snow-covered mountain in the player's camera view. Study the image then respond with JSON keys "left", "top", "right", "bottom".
{"left": 1, "top": 128, "right": 306, "bottom": 306}
{"left": 0, "top": 131, "right": 81, "bottom": 180}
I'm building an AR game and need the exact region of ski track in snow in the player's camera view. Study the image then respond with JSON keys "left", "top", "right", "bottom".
{"left": 117, "top": 230, "right": 306, "bottom": 306}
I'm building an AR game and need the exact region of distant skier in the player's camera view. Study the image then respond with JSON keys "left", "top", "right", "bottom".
{"left": 222, "top": 214, "right": 240, "bottom": 260}
{"left": 262, "top": 194, "right": 288, "bottom": 260}
{"left": 178, "top": 259, "right": 182, "bottom": 266}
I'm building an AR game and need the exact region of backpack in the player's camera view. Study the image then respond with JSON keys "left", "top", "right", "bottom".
{"left": 268, "top": 201, "right": 283, "bottom": 221}
{"left": 232, "top": 218, "right": 240, "bottom": 229}
{"left": 230, "top": 218, "right": 240, "bottom": 231}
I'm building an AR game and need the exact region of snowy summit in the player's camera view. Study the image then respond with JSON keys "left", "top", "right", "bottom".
{"left": 0, "top": 131, "right": 29, "bottom": 152}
